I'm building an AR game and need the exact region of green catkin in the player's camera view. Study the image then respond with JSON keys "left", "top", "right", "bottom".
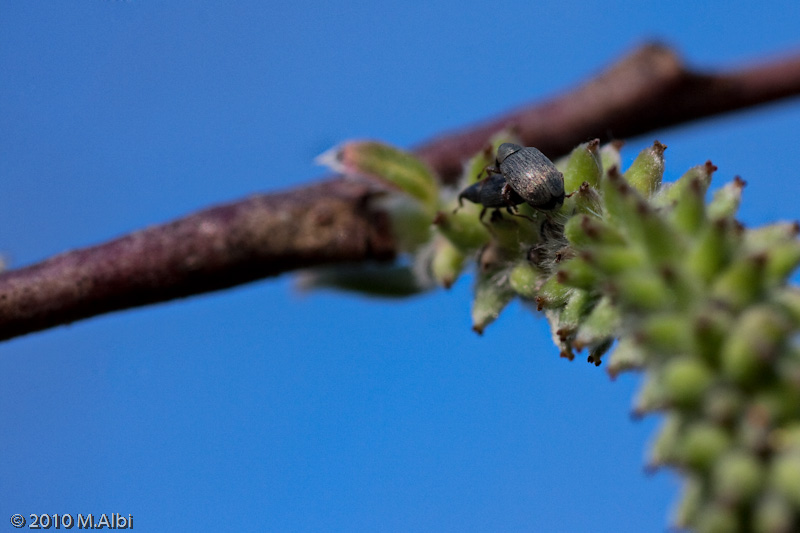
{"left": 317, "top": 138, "right": 800, "bottom": 532}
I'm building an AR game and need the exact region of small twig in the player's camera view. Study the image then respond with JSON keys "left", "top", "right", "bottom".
{"left": 2, "top": 43, "right": 800, "bottom": 342}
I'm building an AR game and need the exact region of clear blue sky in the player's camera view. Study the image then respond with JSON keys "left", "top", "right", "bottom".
{"left": 2, "top": 2, "right": 800, "bottom": 531}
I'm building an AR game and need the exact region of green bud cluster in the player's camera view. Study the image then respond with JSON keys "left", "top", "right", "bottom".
{"left": 317, "top": 136, "right": 800, "bottom": 531}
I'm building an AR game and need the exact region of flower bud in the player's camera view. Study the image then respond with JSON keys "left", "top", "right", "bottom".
{"left": 599, "top": 140, "right": 623, "bottom": 180}
{"left": 570, "top": 182, "right": 603, "bottom": 216}
{"left": 544, "top": 309, "right": 575, "bottom": 360}
{"left": 508, "top": 261, "right": 540, "bottom": 299}
{"left": 433, "top": 209, "right": 492, "bottom": 252}
{"left": 771, "top": 423, "right": 800, "bottom": 452}
{"left": 317, "top": 140, "right": 438, "bottom": 210}
{"left": 679, "top": 422, "right": 731, "bottom": 472}
{"left": 607, "top": 338, "right": 645, "bottom": 378}
{"left": 703, "top": 385, "right": 745, "bottom": 425}
{"left": 380, "top": 195, "right": 436, "bottom": 252}
{"left": 624, "top": 140, "right": 666, "bottom": 197}
{"left": 753, "top": 493, "right": 794, "bottom": 533}
{"left": 769, "top": 452, "right": 800, "bottom": 507}
{"left": 431, "top": 236, "right": 466, "bottom": 289}
{"left": 664, "top": 160, "right": 715, "bottom": 204}
{"left": 764, "top": 242, "right": 800, "bottom": 286}
{"left": 557, "top": 289, "right": 594, "bottom": 333}
{"left": 563, "top": 214, "right": 625, "bottom": 247}
{"left": 694, "top": 503, "right": 740, "bottom": 533}
{"left": 587, "top": 338, "right": 613, "bottom": 366}
{"left": 563, "top": 139, "right": 602, "bottom": 192}
{"left": 711, "top": 254, "right": 766, "bottom": 311}
{"left": 741, "top": 223, "right": 800, "bottom": 285}
{"left": 708, "top": 177, "right": 746, "bottom": 220}
{"left": 633, "top": 372, "right": 668, "bottom": 415}
{"left": 692, "top": 309, "right": 734, "bottom": 365}
{"left": 638, "top": 313, "right": 693, "bottom": 355}
{"left": 721, "top": 305, "right": 789, "bottom": 385}
{"left": 556, "top": 256, "right": 600, "bottom": 290}
{"left": 687, "top": 220, "right": 736, "bottom": 285}
{"left": 601, "top": 166, "right": 645, "bottom": 228}
{"left": 535, "top": 276, "right": 571, "bottom": 310}
{"left": 573, "top": 296, "right": 619, "bottom": 350}
{"left": 774, "top": 287, "right": 800, "bottom": 325}
{"left": 713, "top": 450, "right": 764, "bottom": 505}
{"left": 611, "top": 271, "right": 672, "bottom": 312}
{"left": 744, "top": 222, "right": 800, "bottom": 253}
{"left": 635, "top": 205, "right": 684, "bottom": 264}
{"left": 649, "top": 414, "right": 683, "bottom": 468}
{"left": 471, "top": 270, "right": 515, "bottom": 334}
{"left": 662, "top": 356, "right": 713, "bottom": 409}
{"left": 584, "top": 246, "right": 647, "bottom": 277}
{"left": 668, "top": 166, "right": 714, "bottom": 235}
{"left": 488, "top": 212, "right": 542, "bottom": 254}
{"left": 672, "top": 476, "right": 702, "bottom": 530}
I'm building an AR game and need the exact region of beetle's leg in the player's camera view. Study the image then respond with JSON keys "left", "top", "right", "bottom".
{"left": 499, "top": 183, "right": 534, "bottom": 221}
{"left": 480, "top": 209, "right": 499, "bottom": 231}
{"left": 478, "top": 209, "right": 501, "bottom": 236}
{"left": 501, "top": 183, "right": 512, "bottom": 204}
{"left": 477, "top": 165, "right": 500, "bottom": 182}
{"left": 508, "top": 206, "right": 535, "bottom": 222}
{"left": 489, "top": 209, "right": 506, "bottom": 223}
{"left": 501, "top": 182, "right": 520, "bottom": 206}
{"left": 506, "top": 205, "right": 526, "bottom": 218}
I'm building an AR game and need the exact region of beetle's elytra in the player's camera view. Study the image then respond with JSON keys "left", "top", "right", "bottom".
{"left": 457, "top": 143, "right": 565, "bottom": 218}
{"left": 492, "top": 143, "right": 565, "bottom": 210}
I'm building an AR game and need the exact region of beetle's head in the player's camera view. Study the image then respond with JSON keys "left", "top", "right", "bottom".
{"left": 496, "top": 143, "right": 522, "bottom": 164}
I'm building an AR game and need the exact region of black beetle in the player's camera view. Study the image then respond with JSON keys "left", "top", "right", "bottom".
{"left": 456, "top": 143, "right": 565, "bottom": 219}
{"left": 485, "top": 143, "right": 565, "bottom": 211}
{"left": 456, "top": 173, "right": 525, "bottom": 220}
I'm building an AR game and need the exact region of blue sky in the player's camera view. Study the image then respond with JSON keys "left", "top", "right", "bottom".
{"left": 2, "top": 2, "right": 800, "bottom": 531}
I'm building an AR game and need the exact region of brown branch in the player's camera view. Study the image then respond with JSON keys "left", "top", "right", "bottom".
{"left": 3, "top": 43, "right": 800, "bottom": 342}
{"left": 416, "top": 43, "right": 800, "bottom": 183}
{"left": 0, "top": 181, "right": 396, "bottom": 341}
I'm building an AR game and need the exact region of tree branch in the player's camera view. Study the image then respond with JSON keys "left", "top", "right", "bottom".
{"left": 416, "top": 43, "right": 800, "bottom": 183}
{"left": 3, "top": 43, "right": 800, "bottom": 342}
{"left": 0, "top": 181, "right": 395, "bottom": 341}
